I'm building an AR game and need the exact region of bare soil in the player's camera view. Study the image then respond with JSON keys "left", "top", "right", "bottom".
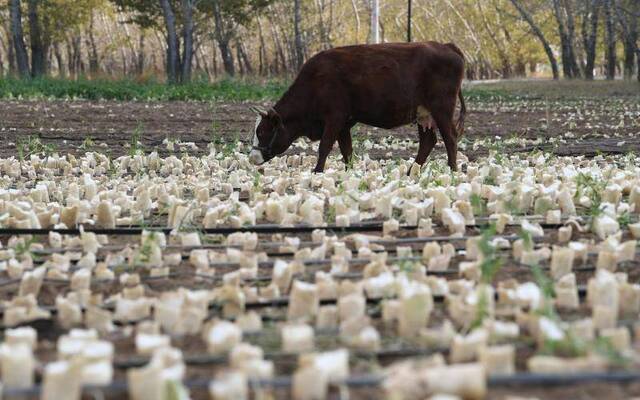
{"left": 0, "top": 80, "right": 638, "bottom": 161}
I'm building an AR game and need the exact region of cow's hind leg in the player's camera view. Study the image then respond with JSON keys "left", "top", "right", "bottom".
{"left": 413, "top": 124, "right": 437, "bottom": 166}
{"left": 314, "top": 116, "right": 346, "bottom": 173}
{"left": 432, "top": 111, "right": 457, "bottom": 171}
{"left": 338, "top": 124, "right": 355, "bottom": 169}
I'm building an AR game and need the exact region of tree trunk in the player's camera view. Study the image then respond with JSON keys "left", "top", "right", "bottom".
{"left": 582, "top": 0, "right": 600, "bottom": 80}
{"left": 236, "top": 44, "right": 246, "bottom": 75}
{"left": 181, "top": 0, "right": 194, "bottom": 83}
{"left": 407, "top": 0, "right": 412, "bottom": 42}
{"left": 196, "top": 46, "right": 210, "bottom": 79}
{"left": 552, "top": 0, "right": 580, "bottom": 78}
{"left": 238, "top": 40, "right": 253, "bottom": 75}
{"left": 86, "top": 12, "right": 99, "bottom": 77}
{"left": 65, "top": 38, "right": 74, "bottom": 77}
{"left": 212, "top": 39, "right": 218, "bottom": 77}
{"left": 74, "top": 35, "right": 84, "bottom": 75}
{"left": 212, "top": 0, "right": 235, "bottom": 76}
{"left": 54, "top": 42, "right": 64, "bottom": 77}
{"left": 159, "top": 0, "right": 179, "bottom": 83}
{"left": 137, "top": 31, "right": 145, "bottom": 76}
{"left": 350, "top": 0, "right": 361, "bottom": 43}
{"left": 622, "top": 39, "right": 636, "bottom": 79}
{"left": 615, "top": 0, "right": 638, "bottom": 80}
{"left": 28, "top": 0, "right": 45, "bottom": 77}
{"left": 515, "top": 58, "right": 527, "bottom": 76}
{"left": 269, "top": 14, "right": 286, "bottom": 74}
{"left": 637, "top": 49, "right": 640, "bottom": 82}
{"left": 217, "top": 39, "right": 235, "bottom": 76}
{"left": 121, "top": 48, "right": 128, "bottom": 75}
{"left": 5, "top": 24, "right": 17, "bottom": 74}
{"left": 10, "top": 0, "right": 29, "bottom": 78}
{"left": 371, "top": 0, "right": 380, "bottom": 43}
{"left": 564, "top": 0, "right": 581, "bottom": 77}
{"left": 294, "top": 0, "right": 304, "bottom": 70}
{"left": 478, "top": 0, "right": 511, "bottom": 78}
{"left": 66, "top": 35, "right": 83, "bottom": 78}
{"left": 0, "top": 26, "right": 12, "bottom": 74}
{"left": 257, "top": 17, "right": 268, "bottom": 75}
{"left": 603, "top": 0, "right": 616, "bottom": 80}
{"left": 509, "top": 0, "right": 560, "bottom": 79}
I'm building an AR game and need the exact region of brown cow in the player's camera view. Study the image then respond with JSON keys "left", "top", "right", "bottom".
{"left": 249, "top": 41, "right": 466, "bottom": 173}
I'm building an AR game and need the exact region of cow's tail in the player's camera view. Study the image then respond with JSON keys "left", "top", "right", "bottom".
{"left": 456, "top": 87, "right": 466, "bottom": 138}
{"left": 445, "top": 43, "right": 467, "bottom": 138}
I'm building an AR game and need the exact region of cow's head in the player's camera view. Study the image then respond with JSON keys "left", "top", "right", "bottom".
{"left": 248, "top": 106, "right": 291, "bottom": 165}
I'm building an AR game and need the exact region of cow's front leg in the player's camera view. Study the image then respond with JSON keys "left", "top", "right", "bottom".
{"left": 314, "top": 118, "right": 343, "bottom": 173}
{"left": 414, "top": 125, "right": 437, "bottom": 166}
{"left": 338, "top": 128, "right": 353, "bottom": 168}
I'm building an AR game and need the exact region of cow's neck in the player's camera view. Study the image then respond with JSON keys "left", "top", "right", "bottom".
{"left": 273, "top": 82, "right": 309, "bottom": 127}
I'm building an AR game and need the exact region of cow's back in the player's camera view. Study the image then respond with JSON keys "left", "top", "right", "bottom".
{"left": 294, "top": 42, "right": 464, "bottom": 129}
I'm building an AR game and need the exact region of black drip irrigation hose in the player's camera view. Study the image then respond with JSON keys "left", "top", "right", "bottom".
{"left": 26, "top": 233, "right": 526, "bottom": 256}
{"left": 4, "top": 371, "right": 640, "bottom": 397}
{"left": 3, "top": 249, "right": 619, "bottom": 292}
{"left": 487, "top": 371, "right": 640, "bottom": 386}
{"left": 21, "top": 215, "right": 601, "bottom": 260}
{"left": 0, "top": 285, "right": 591, "bottom": 323}
{"left": 113, "top": 346, "right": 445, "bottom": 369}
{"left": 0, "top": 217, "right": 584, "bottom": 236}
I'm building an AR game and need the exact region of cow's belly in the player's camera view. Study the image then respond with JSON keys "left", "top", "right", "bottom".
{"left": 349, "top": 84, "right": 417, "bottom": 129}
{"left": 353, "top": 104, "right": 414, "bottom": 129}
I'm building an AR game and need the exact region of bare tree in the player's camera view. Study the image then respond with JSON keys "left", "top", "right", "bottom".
{"left": 478, "top": 0, "right": 511, "bottom": 77}
{"left": 159, "top": 0, "right": 180, "bottom": 83}
{"left": 2, "top": 23, "right": 17, "bottom": 75}
{"left": 27, "top": 0, "right": 46, "bottom": 77}
{"left": 137, "top": 30, "right": 146, "bottom": 76}
{"left": 1, "top": 24, "right": 15, "bottom": 74}
{"left": 10, "top": 0, "right": 29, "bottom": 78}
{"left": 211, "top": 0, "right": 235, "bottom": 76}
{"left": 603, "top": 0, "right": 617, "bottom": 79}
{"left": 256, "top": 17, "right": 268, "bottom": 75}
{"left": 509, "top": 0, "right": 560, "bottom": 79}
{"left": 294, "top": 0, "right": 304, "bottom": 70}
{"left": 181, "top": 0, "right": 195, "bottom": 82}
{"left": 552, "top": 0, "right": 580, "bottom": 78}
{"left": 86, "top": 12, "right": 100, "bottom": 77}
{"left": 406, "top": 0, "right": 412, "bottom": 42}
{"left": 581, "top": 0, "right": 600, "bottom": 80}
{"left": 350, "top": 0, "right": 361, "bottom": 43}
{"left": 615, "top": 0, "right": 638, "bottom": 80}
{"left": 269, "top": 8, "right": 286, "bottom": 73}
{"left": 237, "top": 38, "right": 253, "bottom": 74}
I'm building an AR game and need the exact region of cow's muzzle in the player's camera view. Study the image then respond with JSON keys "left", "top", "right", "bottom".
{"left": 249, "top": 145, "right": 270, "bottom": 165}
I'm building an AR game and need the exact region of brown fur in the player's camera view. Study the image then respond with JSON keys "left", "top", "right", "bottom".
{"left": 252, "top": 41, "right": 466, "bottom": 172}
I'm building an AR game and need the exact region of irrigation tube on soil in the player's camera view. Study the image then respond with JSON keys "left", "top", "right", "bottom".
{"left": 0, "top": 218, "right": 588, "bottom": 236}
{"left": 4, "top": 372, "right": 640, "bottom": 397}
{"left": 26, "top": 234, "right": 522, "bottom": 255}
{"left": 113, "top": 347, "right": 446, "bottom": 368}
{"left": 0, "top": 285, "right": 590, "bottom": 321}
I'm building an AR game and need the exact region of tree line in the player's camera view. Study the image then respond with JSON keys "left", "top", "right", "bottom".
{"left": 0, "top": 0, "right": 638, "bottom": 82}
